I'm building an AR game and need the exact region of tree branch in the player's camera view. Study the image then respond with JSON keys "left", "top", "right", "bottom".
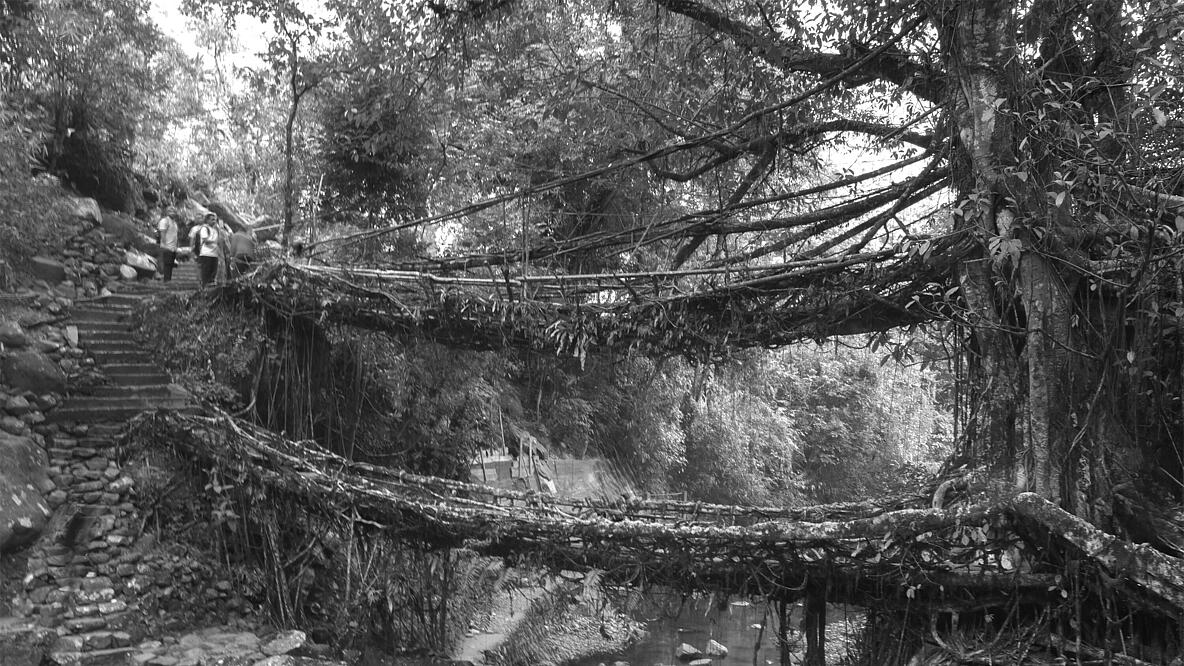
{"left": 651, "top": 0, "right": 946, "bottom": 103}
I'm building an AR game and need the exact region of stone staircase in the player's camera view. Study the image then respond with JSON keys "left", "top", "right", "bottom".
{"left": 50, "top": 263, "right": 200, "bottom": 424}
{"left": 6, "top": 262, "right": 207, "bottom": 665}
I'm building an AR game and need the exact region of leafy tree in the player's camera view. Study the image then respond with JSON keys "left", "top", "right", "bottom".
{"left": 772, "top": 343, "right": 950, "bottom": 502}
{"left": 134, "top": 13, "right": 285, "bottom": 212}
{"left": 182, "top": 0, "right": 333, "bottom": 243}
{"left": 2, "top": 0, "right": 169, "bottom": 210}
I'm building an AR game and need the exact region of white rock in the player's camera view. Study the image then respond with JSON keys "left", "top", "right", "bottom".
{"left": 705, "top": 639, "right": 728, "bottom": 656}
{"left": 675, "top": 642, "right": 702, "bottom": 660}
{"left": 118, "top": 265, "right": 138, "bottom": 280}
{"left": 260, "top": 630, "right": 306, "bottom": 656}
{"left": 72, "top": 197, "right": 102, "bottom": 224}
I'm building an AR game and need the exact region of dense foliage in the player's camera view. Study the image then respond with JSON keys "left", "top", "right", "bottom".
{"left": 19, "top": 0, "right": 1184, "bottom": 659}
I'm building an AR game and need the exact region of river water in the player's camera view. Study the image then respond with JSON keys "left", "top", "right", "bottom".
{"left": 571, "top": 595, "right": 864, "bottom": 666}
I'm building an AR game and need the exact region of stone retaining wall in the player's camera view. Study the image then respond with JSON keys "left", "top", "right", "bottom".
{"left": 19, "top": 421, "right": 144, "bottom": 654}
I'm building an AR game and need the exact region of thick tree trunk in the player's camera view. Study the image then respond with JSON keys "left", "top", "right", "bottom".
{"left": 282, "top": 89, "right": 299, "bottom": 249}
{"left": 945, "top": 0, "right": 1085, "bottom": 507}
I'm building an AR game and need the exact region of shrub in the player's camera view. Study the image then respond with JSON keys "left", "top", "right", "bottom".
{"left": 130, "top": 292, "right": 264, "bottom": 407}
{"left": 0, "top": 103, "right": 73, "bottom": 275}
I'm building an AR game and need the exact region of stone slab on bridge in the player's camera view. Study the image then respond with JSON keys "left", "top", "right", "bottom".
{"left": 469, "top": 455, "right": 635, "bottom": 500}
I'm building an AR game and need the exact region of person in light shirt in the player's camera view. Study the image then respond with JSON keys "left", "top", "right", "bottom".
{"left": 189, "top": 212, "right": 222, "bottom": 287}
{"left": 155, "top": 205, "right": 178, "bottom": 282}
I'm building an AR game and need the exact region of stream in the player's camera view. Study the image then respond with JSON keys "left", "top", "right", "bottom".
{"left": 570, "top": 595, "right": 865, "bottom": 666}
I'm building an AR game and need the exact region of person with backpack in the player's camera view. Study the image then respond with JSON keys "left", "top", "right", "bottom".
{"left": 155, "top": 205, "right": 178, "bottom": 282}
{"left": 189, "top": 212, "right": 221, "bottom": 287}
{"left": 227, "top": 227, "right": 257, "bottom": 278}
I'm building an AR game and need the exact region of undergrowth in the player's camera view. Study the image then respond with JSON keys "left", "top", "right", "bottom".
{"left": 130, "top": 291, "right": 264, "bottom": 408}
{"left": 0, "top": 103, "right": 74, "bottom": 278}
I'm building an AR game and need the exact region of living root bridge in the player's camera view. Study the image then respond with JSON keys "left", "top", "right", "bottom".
{"left": 127, "top": 410, "right": 1184, "bottom": 616}
{"left": 227, "top": 256, "right": 955, "bottom": 361}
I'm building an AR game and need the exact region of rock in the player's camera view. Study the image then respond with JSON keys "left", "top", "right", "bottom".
{"left": 5, "top": 394, "right": 31, "bottom": 415}
{"left": 35, "top": 340, "right": 59, "bottom": 353}
{"left": 1, "top": 415, "right": 28, "bottom": 435}
{"left": 118, "top": 265, "right": 139, "bottom": 280}
{"left": 688, "top": 660, "right": 712, "bottom": 666}
{"left": 250, "top": 658, "right": 346, "bottom": 666}
{"left": 65, "top": 326, "right": 79, "bottom": 348}
{"left": 72, "top": 197, "right": 102, "bottom": 224}
{"left": 1, "top": 351, "right": 67, "bottom": 393}
{"left": 260, "top": 630, "right": 306, "bottom": 656}
{"left": 100, "top": 212, "right": 158, "bottom": 253}
{"left": 125, "top": 248, "right": 157, "bottom": 275}
{"left": 675, "top": 643, "right": 702, "bottom": 661}
{"left": 0, "top": 321, "right": 29, "bottom": 347}
{"left": 28, "top": 256, "right": 67, "bottom": 284}
{"left": 0, "top": 430, "right": 51, "bottom": 552}
{"left": 705, "top": 639, "right": 728, "bottom": 657}
{"left": 205, "top": 657, "right": 256, "bottom": 666}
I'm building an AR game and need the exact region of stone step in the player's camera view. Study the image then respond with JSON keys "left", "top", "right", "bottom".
{"left": 105, "top": 372, "right": 173, "bottom": 387}
{"left": 74, "top": 324, "right": 135, "bottom": 337}
{"left": 49, "top": 646, "right": 135, "bottom": 665}
{"left": 73, "top": 319, "right": 133, "bottom": 331}
{"left": 82, "top": 424, "right": 125, "bottom": 438}
{"left": 85, "top": 339, "right": 141, "bottom": 352}
{"left": 98, "top": 364, "right": 169, "bottom": 381}
{"left": 89, "top": 385, "right": 179, "bottom": 400}
{"left": 90, "top": 293, "right": 146, "bottom": 307}
{"left": 89, "top": 350, "right": 156, "bottom": 364}
{"left": 48, "top": 398, "right": 193, "bottom": 423}
{"left": 79, "top": 292, "right": 139, "bottom": 305}
{"left": 70, "top": 310, "right": 128, "bottom": 324}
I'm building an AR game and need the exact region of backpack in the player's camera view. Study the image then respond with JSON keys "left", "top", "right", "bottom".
{"left": 192, "top": 225, "right": 206, "bottom": 256}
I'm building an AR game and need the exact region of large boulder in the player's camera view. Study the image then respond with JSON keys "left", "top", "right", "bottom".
{"left": 705, "top": 639, "right": 728, "bottom": 657}
{"left": 124, "top": 248, "right": 157, "bottom": 277}
{"left": 28, "top": 256, "right": 67, "bottom": 285}
{"left": 202, "top": 199, "right": 248, "bottom": 233}
{"left": 174, "top": 198, "right": 213, "bottom": 227}
{"left": 0, "top": 351, "right": 67, "bottom": 393}
{"left": 0, "top": 321, "right": 29, "bottom": 348}
{"left": 99, "top": 211, "right": 157, "bottom": 253}
{"left": 71, "top": 197, "right": 102, "bottom": 224}
{"left": 261, "top": 630, "right": 307, "bottom": 656}
{"left": 0, "top": 430, "right": 51, "bottom": 552}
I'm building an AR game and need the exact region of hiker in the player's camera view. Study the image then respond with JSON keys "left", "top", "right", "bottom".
{"left": 155, "top": 206, "right": 178, "bottom": 282}
{"left": 213, "top": 218, "right": 233, "bottom": 283}
{"left": 228, "top": 227, "right": 257, "bottom": 278}
{"left": 189, "top": 212, "right": 221, "bottom": 287}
